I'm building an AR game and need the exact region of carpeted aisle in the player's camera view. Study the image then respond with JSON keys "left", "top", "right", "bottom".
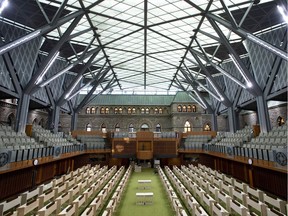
{"left": 114, "top": 168, "right": 174, "bottom": 216}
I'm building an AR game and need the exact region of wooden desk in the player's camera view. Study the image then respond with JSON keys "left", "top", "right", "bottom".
{"left": 136, "top": 192, "right": 153, "bottom": 205}
{"left": 138, "top": 180, "right": 152, "bottom": 189}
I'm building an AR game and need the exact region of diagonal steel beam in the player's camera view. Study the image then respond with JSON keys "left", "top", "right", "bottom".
{"left": 178, "top": 68, "right": 213, "bottom": 113}
{"left": 207, "top": 17, "right": 262, "bottom": 96}
{"left": 148, "top": 13, "right": 201, "bottom": 28}
{"left": 219, "top": 0, "right": 238, "bottom": 29}
{"left": 189, "top": 48, "right": 247, "bottom": 89}
{"left": 36, "top": 0, "right": 95, "bottom": 71}
{"left": 148, "top": 55, "right": 178, "bottom": 68}
{"left": 148, "top": 28, "right": 187, "bottom": 48}
{"left": 78, "top": 78, "right": 116, "bottom": 112}
{"left": 50, "top": 0, "right": 69, "bottom": 25}
{"left": 113, "top": 55, "right": 144, "bottom": 67}
{"left": 169, "top": 0, "right": 214, "bottom": 90}
{"left": 189, "top": 51, "right": 232, "bottom": 107}
{"left": 0, "top": 10, "right": 85, "bottom": 56}
{"left": 67, "top": 27, "right": 94, "bottom": 41}
{"left": 206, "top": 12, "right": 288, "bottom": 61}
{"left": 78, "top": 0, "right": 121, "bottom": 89}
{"left": 196, "top": 29, "right": 222, "bottom": 43}
{"left": 56, "top": 49, "right": 101, "bottom": 107}
{"left": 104, "top": 27, "right": 144, "bottom": 47}
{"left": 24, "top": 14, "right": 84, "bottom": 95}
{"left": 35, "top": 47, "right": 101, "bottom": 90}
{"left": 66, "top": 65, "right": 111, "bottom": 101}
{"left": 88, "top": 11, "right": 143, "bottom": 28}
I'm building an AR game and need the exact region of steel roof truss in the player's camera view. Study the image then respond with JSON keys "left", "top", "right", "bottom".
{"left": 25, "top": 14, "right": 84, "bottom": 95}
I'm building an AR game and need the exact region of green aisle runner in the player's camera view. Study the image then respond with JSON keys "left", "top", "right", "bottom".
{"left": 114, "top": 168, "right": 174, "bottom": 216}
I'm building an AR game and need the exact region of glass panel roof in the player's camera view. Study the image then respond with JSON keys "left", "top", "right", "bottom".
{"left": 31, "top": 0, "right": 279, "bottom": 94}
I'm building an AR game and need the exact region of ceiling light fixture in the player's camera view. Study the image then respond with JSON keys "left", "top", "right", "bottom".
{"left": 64, "top": 76, "right": 82, "bottom": 100}
{"left": 39, "top": 64, "right": 74, "bottom": 87}
{"left": 246, "top": 33, "right": 288, "bottom": 62}
{"left": 277, "top": 5, "right": 288, "bottom": 24}
{"left": 65, "top": 81, "right": 92, "bottom": 101}
{"left": 0, "top": 0, "right": 8, "bottom": 14}
{"left": 35, "top": 51, "right": 59, "bottom": 85}
{"left": 194, "top": 91, "right": 207, "bottom": 109}
{"left": 214, "top": 64, "right": 247, "bottom": 89}
{"left": 206, "top": 78, "right": 225, "bottom": 101}
{"left": 229, "top": 54, "right": 253, "bottom": 88}
{"left": 195, "top": 80, "right": 223, "bottom": 102}
{"left": 0, "top": 30, "right": 41, "bottom": 55}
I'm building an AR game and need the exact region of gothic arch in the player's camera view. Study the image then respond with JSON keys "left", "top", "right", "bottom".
{"left": 7, "top": 113, "right": 15, "bottom": 127}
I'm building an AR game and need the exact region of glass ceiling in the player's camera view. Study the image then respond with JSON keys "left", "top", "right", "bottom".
{"left": 36, "top": 0, "right": 276, "bottom": 95}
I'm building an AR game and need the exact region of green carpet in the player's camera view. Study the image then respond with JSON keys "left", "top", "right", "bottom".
{"left": 114, "top": 168, "right": 174, "bottom": 216}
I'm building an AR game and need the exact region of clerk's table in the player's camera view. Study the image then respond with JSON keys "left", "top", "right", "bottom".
{"left": 136, "top": 192, "right": 154, "bottom": 205}
{"left": 137, "top": 179, "right": 152, "bottom": 189}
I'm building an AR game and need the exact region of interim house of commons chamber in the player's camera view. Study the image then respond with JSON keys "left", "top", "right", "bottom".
{"left": 0, "top": 0, "right": 287, "bottom": 215}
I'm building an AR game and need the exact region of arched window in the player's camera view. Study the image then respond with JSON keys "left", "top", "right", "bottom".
{"left": 39, "top": 119, "right": 44, "bottom": 127}
{"left": 91, "top": 107, "right": 96, "bottom": 114}
{"left": 277, "top": 116, "right": 285, "bottom": 126}
{"left": 159, "top": 108, "right": 163, "bottom": 114}
{"left": 32, "top": 118, "right": 38, "bottom": 125}
{"left": 129, "top": 123, "right": 134, "bottom": 132}
{"left": 119, "top": 107, "right": 123, "bottom": 114}
{"left": 141, "top": 108, "right": 145, "bottom": 114}
{"left": 132, "top": 107, "right": 136, "bottom": 114}
{"left": 100, "top": 107, "right": 105, "bottom": 114}
{"left": 114, "top": 107, "right": 118, "bottom": 114}
{"left": 187, "top": 105, "right": 192, "bottom": 112}
{"left": 86, "top": 123, "right": 92, "bottom": 131}
{"left": 183, "top": 105, "right": 187, "bottom": 112}
{"left": 156, "top": 123, "right": 161, "bottom": 132}
{"left": 204, "top": 123, "right": 211, "bottom": 131}
{"left": 115, "top": 123, "right": 120, "bottom": 132}
{"left": 101, "top": 123, "right": 107, "bottom": 133}
{"left": 145, "top": 108, "right": 150, "bottom": 114}
{"left": 177, "top": 105, "right": 182, "bottom": 112}
{"left": 105, "top": 107, "right": 109, "bottom": 114}
{"left": 7, "top": 113, "right": 15, "bottom": 127}
{"left": 86, "top": 107, "right": 91, "bottom": 114}
{"left": 141, "top": 123, "right": 149, "bottom": 131}
{"left": 184, "top": 120, "right": 191, "bottom": 132}
{"left": 192, "top": 105, "right": 196, "bottom": 112}
{"left": 154, "top": 108, "right": 158, "bottom": 114}
{"left": 128, "top": 108, "right": 132, "bottom": 114}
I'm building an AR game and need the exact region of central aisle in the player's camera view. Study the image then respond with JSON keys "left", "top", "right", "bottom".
{"left": 115, "top": 168, "right": 174, "bottom": 216}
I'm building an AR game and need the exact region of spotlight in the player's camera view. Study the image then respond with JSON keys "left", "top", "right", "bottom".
{"left": 0, "top": 0, "right": 8, "bottom": 14}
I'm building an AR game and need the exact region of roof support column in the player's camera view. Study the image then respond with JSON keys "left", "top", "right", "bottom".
{"left": 227, "top": 106, "right": 237, "bottom": 133}
{"left": 211, "top": 112, "right": 218, "bottom": 131}
{"left": 51, "top": 106, "right": 61, "bottom": 134}
{"left": 71, "top": 112, "right": 78, "bottom": 132}
{"left": 256, "top": 95, "right": 271, "bottom": 133}
{"left": 15, "top": 93, "right": 30, "bottom": 133}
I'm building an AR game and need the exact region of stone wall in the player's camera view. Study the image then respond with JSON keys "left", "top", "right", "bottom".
{"left": 0, "top": 100, "right": 286, "bottom": 134}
